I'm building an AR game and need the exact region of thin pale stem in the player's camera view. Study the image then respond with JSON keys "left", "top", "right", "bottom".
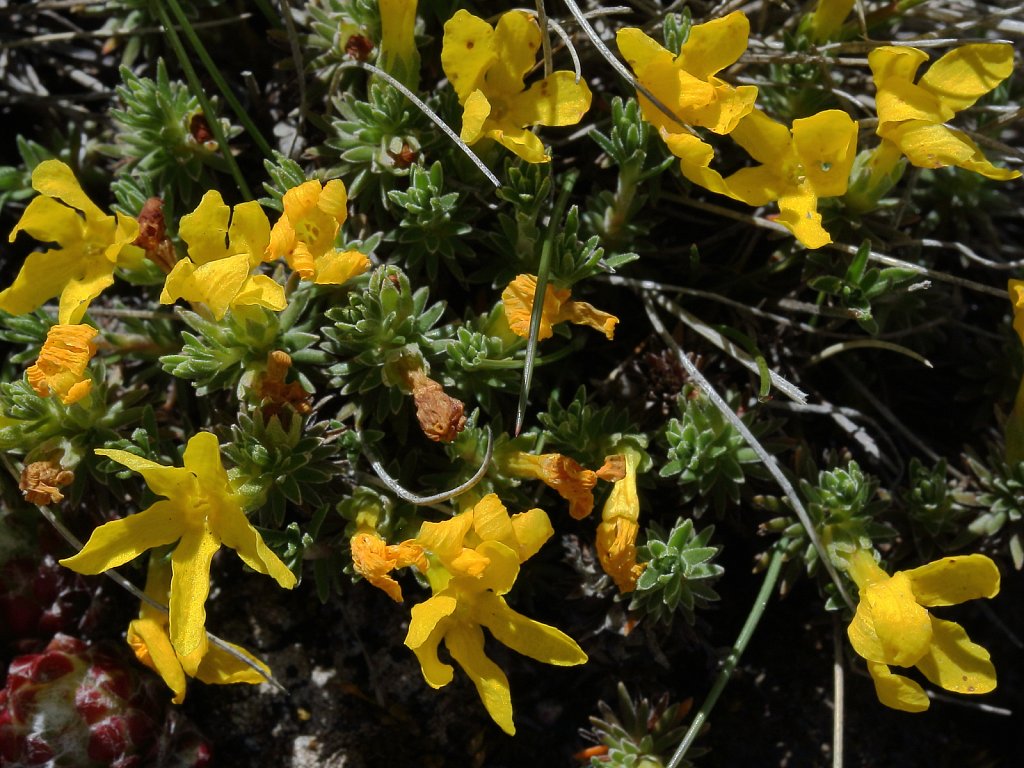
{"left": 643, "top": 292, "right": 855, "bottom": 610}
{"left": 535, "top": 0, "right": 553, "bottom": 77}
{"left": 666, "top": 547, "right": 785, "bottom": 767}
{"left": 337, "top": 61, "right": 500, "bottom": 189}
{"left": 833, "top": 613, "right": 846, "bottom": 768}
{"left": 363, "top": 426, "right": 494, "bottom": 505}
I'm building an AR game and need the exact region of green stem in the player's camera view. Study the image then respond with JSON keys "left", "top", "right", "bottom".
{"left": 152, "top": 1, "right": 252, "bottom": 199}
{"left": 666, "top": 547, "right": 785, "bottom": 768}
{"left": 164, "top": 0, "right": 275, "bottom": 160}
{"left": 515, "top": 169, "right": 579, "bottom": 435}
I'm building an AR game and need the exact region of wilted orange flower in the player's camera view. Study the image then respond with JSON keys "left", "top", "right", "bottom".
{"left": 596, "top": 449, "right": 646, "bottom": 592}
{"left": 26, "top": 323, "right": 99, "bottom": 405}
{"left": 503, "top": 451, "right": 599, "bottom": 520}
{"left": 501, "top": 274, "right": 618, "bottom": 341}
{"left": 351, "top": 531, "right": 427, "bottom": 602}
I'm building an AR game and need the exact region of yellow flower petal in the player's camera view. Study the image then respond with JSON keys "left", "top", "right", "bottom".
{"left": 195, "top": 641, "right": 271, "bottom": 686}
{"left": 866, "top": 661, "right": 930, "bottom": 713}
{"left": 59, "top": 500, "right": 184, "bottom": 574}
{"left": 918, "top": 43, "right": 1016, "bottom": 115}
{"left": 777, "top": 189, "right": 830, "bottom": 250}
{"left": 377, "top": 0, "right": 420, "bottom": 88}
{"left": 661, "top": 132, "right": 735, "bottom": 199}
{"left": 214, "top": 503, "right": 297, "bottom": 590}
{"left": 615, "top": 27, "right": 667, "bottom": 75}
{"left": 869, "top": 46, "right": 929, "bottom": 92}
{"left": 460, "top": 89, "right": 491, "bottom": 145}
{"left": 501, "top": 274, "right": 568, "bottom": 340}
{"left": 30, "top": 159, "right": 106, "bottom": 223}
{"left": 676, "top": 11, "right": 750, "bottom": 82}
{"left": 233, "top": 275, "right": 287, "bottom": 313}
{"left": 472, "top": 540, "right": 520, "bottom": 596}
{"left": 507, "top": 71, "right": 592, "bottom": 129}
{"left": 555, "top": 299, "right": 619, "bottom": 340}
{"left": 445, "top": 622, "right": 515, "bottom": 735}
{"left": 406, "top": 594, "right": 457, "bottom": 688}
{"left": 0, "top": 249, "right": 81, "bottom": 318}
{"left": 440, "top": 10, "right": 496, "bottom": 103}
{"left": 809, "top": 0, "right": 855, "bottom": 42}
{"left": 791, "top": 109, "right": 859, "bottom": 199}
{"left": 1010, "top": 279, "right": 1024, "bottom": 345}
{"left": 128, "top": 617, "right": 188, "bottom": 705}
{"left": 179, "top": 191, "right": 233, "bottom": 265}
{"left": 509, "top": 508, "right": 553, "bottom": 561}
{"left": 319, "top": 179, "right": 348, "bottom": 220}
{"left": 160, "top": 253, "right": 251, "bottom": 320}
{"left": 26, "top": 323, "right": 98, "bottom": 405}
{"left": 875, "top": 77, "right": 952, "bottom": 129}
{"left": 686, "top": 83, "right": 758, "bottom": 135}
{"left": 314, "top": 250, "right": 370, "bottom": 285}
{"left": 487, "top": 125, "right": 550, "bottom": 164}
{"left": 57, "top": 258, "right": 118, "bottom": 326}
{"left": 470, "top": 494, "right": 516, "bottom": 547}
{"left": 473, "top": 591, "right": 587, "bottom": 667}
{"left": 848, "top": 572, "right": 932, "bottom": 666}
{"left": 887, "top": 122, "right": 1020, "bottom": 179}
{"left": 7, "top": 195, "right": 87, "bottom": 248}
{"left": 228, "top": 201, "right": 272, "bottom": 264}
{"left": 903, "top": 554, "right": 1000, "bottom": 606}
{"left": 915, "top": 616, "right": 996, "bottom": 695}
{"left": 729, "top": 110, "right": 794, "bottom": 166}
{"left": 95, "top": 449, "right": 195, "bottom": 500}
{"left": 417, "top": 510, "right": 475, "bottom": 562}
{"left": 169, "top": 526, "right": 220, "bottom": 666}
{"left": 488, "top": 10, "right": 541, "bottom": 97}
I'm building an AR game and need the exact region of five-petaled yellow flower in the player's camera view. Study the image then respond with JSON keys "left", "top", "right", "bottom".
{"left": 0, "top": 160, "right": 141, "bottom": 325}
{"left": 596, "top": 448, "right": 646, "bottom": 593}
{"left": 60, "top": 432, "right": 297, "bottom": 673}
{"left": 869, "top": 44, "right": 1020, "bottom": 181}
{"left": 128, "top": 557, "right": 271, "bottom": 704}
{"left": 501, "top": 274, "right": 618, "bottom": 341}
{"left": 404, "top": 493, "right": 587, "bottom": 734}
{"left": 845, "top": 549, "right": 999, "bottom": 713}
{"left": 663, "top": 109, "right": 858, "bottom": 249}
{"left": 267, "top": 179, "right": 370, "bottom": 285}
{"left": 441, "top": 9, "right": 592, "bottom": 163}
{"left": 26, "top": 323, "right": 99, "bottom": 405}
{"left": 161, "top": 191, "right": 286, "bottom": 320}
{"left": 617, "top": 12, "right": 757, "bottom": 136}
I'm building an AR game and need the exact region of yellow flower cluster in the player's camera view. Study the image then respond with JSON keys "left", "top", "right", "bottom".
{"left": 615, "top": 12, "right": 1018, "bottom": 249}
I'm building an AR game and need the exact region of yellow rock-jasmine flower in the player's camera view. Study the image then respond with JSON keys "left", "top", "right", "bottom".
{"left": 441, "top": 9, "right": 592, "bottom": 163}
{"left": 0, "top": 159, "right": 141, "bottom": 325}
{"left": 617, "top": 12, "right": 757, "bottom": 135}
{"left": 663, "top": 108, "right": 858, "bottom": 249}
{"left": 26, "top": 323, "right": 99, "bottom": 405}
{"left": 60, "top": 432, "right": 297, "bottom": 672}
{"left": 844, "top": 549, "right": 999, "bottom": 712}
{"left": 869, "top": 44, "right": 1020, "bottom": 181}
{"left": 161, "top": 191, "right": 285, "bottom": 320}
{"left": 128, "top": 557, "right": 271, "bottom": 704}
{"left": 266, "top": 179, "right": 371, "bottom": 285}
{"left": 404, "top": 494, "right": 587, "bottom": 734}
{"left": 501, "top": 274, "right": 618, "bottom": 341}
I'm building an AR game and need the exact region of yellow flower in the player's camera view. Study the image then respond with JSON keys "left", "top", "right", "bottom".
{"left": 596, "top": 448, "right": 646, "bottom": 593}
{"left": 404, "top": 494, "right": 587, "bottom": 734}
{"left": 377, "top": 0, "right": 420, "bottom": 88}
{"left": 0, "top": 160, "right": 141, "bottom": 325}
{"left": 844, "top": 549, "right": 999, "bottom": 713}
{"left": 26, "top": 323, "right": 98, "bottom": 405}
{"left": 350, "top": 530, "right": 427, "bottom": 602}
{"left": 161, "top": 191, "right": 286, "bottom": 320}
{"left": 128, "top": 557, "right": 271, "bottom": 704}
{"left": 616, "top": 12, "right": 757, "bottom": 135}
{"left": 501, "top": 274, "right": 618, "bottom": 341}
{"left": 266, "top": 179, "right": 371, "bottom": 285}
{"left": 806, "top": 0, "right": 854, "bottom": 43}
{"left": 60, "top": 432, "right": 297, "bottom": 672}
{"left": 870, "top": 44, "right": 1020, "bottom": 180}
{"left": 663, "top": 108, "right": 858, "bottom": 249}
{"left": 441, "top": 9, "right": 592, "bottom": 163}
